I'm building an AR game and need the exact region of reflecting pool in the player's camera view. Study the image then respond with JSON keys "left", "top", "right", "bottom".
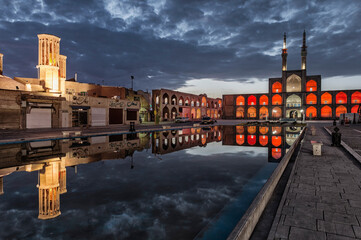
{"left": 0, "top": 125, "right": 302, "bottom": 239}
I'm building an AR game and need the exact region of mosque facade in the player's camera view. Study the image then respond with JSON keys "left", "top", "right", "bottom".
{"left": 223, "top": 32, "right": 361, "bottom": 120}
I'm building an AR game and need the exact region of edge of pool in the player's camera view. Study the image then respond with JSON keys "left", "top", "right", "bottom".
{"left": 227, "top": 127, "right": 306, "bottom": 240}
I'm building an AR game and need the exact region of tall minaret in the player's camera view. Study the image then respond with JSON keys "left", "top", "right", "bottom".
{"left": 301, "top": 30, "right": 307, "bottom": 70}
{"left": 282, "top": 32, "right": 288, "bottom": 71}
{"left": 37, "top": 162, "right": 61, "bottom": 220}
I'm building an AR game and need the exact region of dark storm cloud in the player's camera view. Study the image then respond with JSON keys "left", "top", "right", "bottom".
{"left": 0, "top": 0, "right": 360, "bottom": 94}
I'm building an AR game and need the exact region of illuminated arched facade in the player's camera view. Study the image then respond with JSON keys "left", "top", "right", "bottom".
{"left": 221, "top": 32, "right": 361, "bottom": 120}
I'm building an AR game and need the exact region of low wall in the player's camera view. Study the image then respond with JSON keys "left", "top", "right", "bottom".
{"left": 227, "top": 127, "right": 306, "bottom": 240}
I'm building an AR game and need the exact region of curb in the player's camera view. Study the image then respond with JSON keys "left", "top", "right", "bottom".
{"left": 227, "top": 127, "right": 306, "bottom": 240}
{"left": 324, "top": 126, "right": 361, "bottom": 164}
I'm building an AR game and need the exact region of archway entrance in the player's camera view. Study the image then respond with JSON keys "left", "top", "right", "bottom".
{"left": 289, "top": 110, "right": 298, "bottom": 119}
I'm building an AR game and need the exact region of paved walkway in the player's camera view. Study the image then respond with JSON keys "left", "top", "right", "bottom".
{"left": 268, "top": 124, "right": 361, "bottom": 239}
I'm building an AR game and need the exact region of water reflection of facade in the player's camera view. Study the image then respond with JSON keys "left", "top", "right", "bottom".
{"left": 223, "top": 32, "right": 361, "bottom": 120}
{"left": 152, "top": 127, "right": 222, "bottom": 155}
{"left": 0, "top": 133, "right": 150, "bottom": 220}
{"left": 222, "top": 125, "right": 302, "bottom": 162}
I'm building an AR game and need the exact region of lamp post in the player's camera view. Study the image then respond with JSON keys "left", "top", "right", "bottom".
{"left": 300, "top": 109, "right": 305, "bottom": 123}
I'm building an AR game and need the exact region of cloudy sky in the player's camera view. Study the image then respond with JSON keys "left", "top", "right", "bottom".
{"left": 0, "top": 0, "right": 360, "bottom": 98}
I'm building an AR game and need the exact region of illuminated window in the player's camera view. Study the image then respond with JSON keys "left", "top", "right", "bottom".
{"left": 272, "top": 127, "right": 282, "bottom": 135}
{"left": 202, "top": 97, "right": 206, "bottom": 107}
{"left": 351, "top": 91, "right": 361, "bottom": 103}
{"left": 351, "top": 105, "right": 359, "bottom": 113}
{"left": 272, "top": 148, "right": 282, "bottom": 159}
{"left": 236, "top": 135, "right": 244, "bottom": 145}
{"left": 247, "top": 95, "right": 257, "bottom": 105}
{"left": 306, "top": 80, "right": 317, "bottom": 92}
{"left": 259, "top": 95, "right": 269, "bottom": 105}
{"left": 236, "top": 107, "right": 245, "bottom": 118}
{"left": 236, "top": 126, "right": 244, "bottom": 134}
{"left": 321, "top": 92, "right": 332, "bottom": 104}
{"left": 272, "top": 136, "right": 282, "bottom": 147}
{"left": 321, "top": 106, "right": 332, "bottom": 118}
{"left": 336, "top": 105, "right": 347, "bottom": 117}
{"left": 247, "top": 135, "right": 256, "bottom": 145}
{"left": 259, "top": 106, "right": 269, "bottom": 119}
{"left": 272, "top": 94, "right": 282, "bottom": 105}
{"left": 272, "top": 107, "right": 282, "bottom": 118}
{"left": 259, "top": 135, "right": 268, "bottom": 146}
{"left": 306, "top": 93, "right": 317, "bottom": 104}
{"left": 286, "top": 74, "right": 301, "bottom": 92}
{"left": 336, "top": 92, "right": 347, "bottom": 104}
{"left": 247, "top": 107, "right": 257, "bottom": 118}
{"left": 286, "top": 94, "right": 301, "bottom": 107}
{"left": 259, "top": 127, "right": 269, "bottom": 135}
{"left": 272, "top": 82, "right": 282, "bottom": 93}
{"left": 248, "top": 126, "right": 256, "bottom": 134}
{"left": 306, "top": 106, "right": 317, "bottom": 118}
{"left": 236, "top": 96, "right": 245, "bottom": 105}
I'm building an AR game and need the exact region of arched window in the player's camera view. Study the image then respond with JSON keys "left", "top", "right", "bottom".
{"left": 206, "top": 109, "right": 210, "bottom": 117}
{"left": 306, "top": 106, "right": 317, "bottom": 118}
{"left": 259, "top": 106, "right": 269, "bottom": 119}
{"left": 247, "top": 95, "right": 257, "bottom": 105}
{"left": 259, "top": 126, "right": 269, "bottom": 135}
{"left": 236, "top": 135, "right": 244, "bottom": 145}
{"left": 248, "top": 126, "right": 256, "bottom": 134}
{"left": 191, "top": 108, "right": 196, "bottom": 119}
{"left": 171, "top": 95, "right": 177, "bottom": 105}
{"left": 259, "top": 95, "right": 268, "bottom": 105}
{"left": 236, "top": 96, "right": 245, "bottom": 105}
{"left": 286, "top": 94, "right": 301, "bottom": 107}
{"left": 185, "top": 97, "right": 190, "bottom": 106}
{"left": 191, "top": 100, "right": 194, "bottom": 107}
{"left": 336, "top": 92, "right": 347, "bottom": 104}
{"left": 321, "top": 106, "right": 332, "bottom": 118}
{"left": 259, "top": 135, "right": 268, "bottom": 146}
{"left": 351, "top": 105, "right": 359, "bottom": 113}
{"left": 196, "top": 100, "right": 200, "bottom": 107}
{"left": 306, "top": 93, "right": 317, "bottom": 104}
{"left": 272, "top": 127, "right": 282, "bottom": 135}
{"left": 236, "top": 107, "right": 244, "bottom": 118}
{"left": 171, "top": 107, "right": 177, "bottom": 119}
{"left": 247, "top": 135, "right": 256, "bottom": 145}
{"left": 286, "top": 74, "right": 301, "bottom": 92}
{"left": 163, "top": 106, "right": 169, "bottom": 119}
{"left": 272, "top": 82, "right": 282, "bottom": 93}
{"left": 272, "top": 107, "right": 282, "bottom": 118}
{"left": 163, "top": 93, "right": 169, "bottom": 104}
{"left": 201, "top": 97, "right": 206, "bottom": 107}
{"left": 247, "top": 107, "right": 257, "bottom": 118}
{"left": 236, "top": 126, "right": 244, "bottom": 134}
{"left": 272, "top": 94, "right": 282, "bottom": 105}
{"left": 272, "top": 136, "right": 282, "bottom": 147}
{"left": 351, "top": 91, "right": 361, "bottom": 103}
{"left": 156, "top": 96, "right": 159, "bottom": 104}
{"left": 306, "top": 80, "right": 317, "bottom": 92}
{"left": 272, "top": 148, "right": 282, "bottom": 159}
{"left": 218, "top": 100, "right": 222, "bottom": 108}
{"left": 336, "top": 105, "right": 347, "bottom": 117}
{"left": 179, "top": 96, "right": 184, "bottom": 106}
{"left": 321, "top": 92, "right": 332, "bottom": 104}
{"left": 196, "top": 109, "right": 201, "bottom": 119}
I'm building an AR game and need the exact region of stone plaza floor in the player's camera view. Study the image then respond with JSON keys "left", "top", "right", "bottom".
{"left": 268, "top": 123, "right": 361, "bottom": 239}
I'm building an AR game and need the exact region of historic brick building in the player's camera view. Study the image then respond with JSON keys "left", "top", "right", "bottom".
{"left": 223, "top": 31, "right": 361, "bottom": 120}
{"left": 152, "top": 89, "right": 222, "bottom": 121}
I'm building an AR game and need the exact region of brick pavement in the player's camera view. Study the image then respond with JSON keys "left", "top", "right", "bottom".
{"left": 268, "top": 125, "right": 361, "bottom": 239}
